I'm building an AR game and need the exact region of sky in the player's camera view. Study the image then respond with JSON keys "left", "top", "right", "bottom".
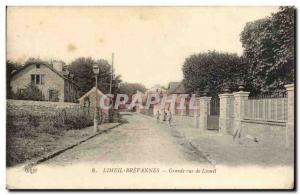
{"left": 7, "top": 6, "right": 278, "bottom": 88}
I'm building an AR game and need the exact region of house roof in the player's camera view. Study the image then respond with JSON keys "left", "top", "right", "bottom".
{"left": 146, "top": 85, "right": 166, "bottom": 94}
{"left": 132, "top": 90, "right": 145, "bottom": 99}
{"left": 78, "top": 86, "right": 105, "bottom": 101}
{"left": 167, "top": 81, "right": 186, "bottom": 94}
{"left": 11, "top": 63, "right": 79, "bottom": 88}
{"left": 135, "top": 90, "right": 144, "bottom": 95}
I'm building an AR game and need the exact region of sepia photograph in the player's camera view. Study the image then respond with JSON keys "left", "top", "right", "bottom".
{"left": 5, "top": 6, "right": 295, "bottom": 189}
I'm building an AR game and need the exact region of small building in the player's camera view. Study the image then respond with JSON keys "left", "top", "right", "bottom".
{"left": 165, "top": 81, "right": 190, "bottom": 115}
{"left": 78, "top": 86, "right": 109, "bottom": 114}
{"left": 10, "top": 62, "right": 79, "bottom": 102}
{"left": 145, "top": 84, "right": 166, "bottom": 96}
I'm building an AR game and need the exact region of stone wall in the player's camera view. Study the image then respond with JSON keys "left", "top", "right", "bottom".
{"left": 173, "top": 115, "right": 198, "bottom": 129}
{"left": 241, "top": 120, "right": 286, "bottom": 145}
{"left": 241, "top": 120, "right": 293, "bottom": 148}
{"left": 7, "top": 99, "right": 81, "bottom": 116}
{"left": 216, "top": 84, "right": 294, "bottom": 148}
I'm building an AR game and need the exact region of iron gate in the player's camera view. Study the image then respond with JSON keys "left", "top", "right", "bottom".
{"left": 208, "top": 97, "right": 219, "bottom": 130}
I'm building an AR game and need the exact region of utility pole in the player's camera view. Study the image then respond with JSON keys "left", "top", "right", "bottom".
{"left": 109, "top": 53, "right": 114, "bottom": 122}
{"left": 92, "top": 65, "right": 99, "bottom": 132}
{"left": 109, "top": 53, "right": 114, "bottom": 94}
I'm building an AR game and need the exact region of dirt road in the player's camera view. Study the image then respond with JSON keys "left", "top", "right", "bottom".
{"left": 44, "top": 112, "right": 209, "bottom": 166}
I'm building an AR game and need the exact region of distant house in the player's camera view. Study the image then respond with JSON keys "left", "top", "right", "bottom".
{"left": 145, "top": 84, "right": 166, "bottom": 96}
{"left": 166, "top": 81, "right": 200, "bottom": 116}
{"left": 155, "top": 81, "right": 194, "bottom": 115}
{"left": 10, "top": 61, "right": 79, "bottom": 102}
{"left": 144, "top": 85, "right": 166, "bottom": 115}
{"left": 130, "top": 90, "right": 146, "bottom": 112}
{"left": 166, "top": 81, "right": 186, "bottom": 95}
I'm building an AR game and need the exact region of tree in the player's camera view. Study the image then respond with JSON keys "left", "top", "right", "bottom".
{"left": 118, "top": 82, "right": 147, "bottom": 95}
{"left": 6, "top": 60, "right": 22, "bottom": 98}
{"left": 13, "top": 83, "right": 45, "bottom": 101}
{"left": 240, "top": 6, "right": 295, "bottom": 94}
{"left": 68, "top": 57, "right": 122, "bottom": 96}
{"left": 182, "top": 51, "right": 246, "bottom": 96}
{"left": 24, "top": 58, "right": 49, "bottom": 66}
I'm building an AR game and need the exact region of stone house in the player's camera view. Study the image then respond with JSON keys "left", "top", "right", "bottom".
{"left": 10, "top": 62, "right": 79, "bottom": 102}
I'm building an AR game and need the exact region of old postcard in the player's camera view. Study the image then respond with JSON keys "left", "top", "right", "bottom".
{"left": 6, "top": 6, "right": 295, "bottom": 189}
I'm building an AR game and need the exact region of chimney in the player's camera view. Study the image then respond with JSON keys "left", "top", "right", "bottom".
{"left": 63, "top": 69, "right": 69, "bottom": 77}
{"left": 52, "top": 61, "right": 64, "bottom": 72}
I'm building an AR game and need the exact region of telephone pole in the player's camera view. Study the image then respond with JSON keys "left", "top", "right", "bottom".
{"left": 109, "top": 53, "right": 114, "bottom": 94}
{"left": 109, "top": 53, "right": 114, "bottom": 123}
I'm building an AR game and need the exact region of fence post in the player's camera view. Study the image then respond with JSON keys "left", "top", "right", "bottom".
{"left": 219, "top": 93, "right": 234, "bottom": 134}
{"left": 233, "top": 91, "right": 250, "bottom": 136}
{"left": 285, "top": 84, "right": 294, "bottom": 149}
{"left": 199, "top": 96, "right": 211, "bottom": 131}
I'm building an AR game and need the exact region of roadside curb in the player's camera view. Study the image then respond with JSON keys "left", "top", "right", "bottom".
{"left": 171, "top": 127, "right": 217, "bottom": 166}
{"left": 25, "top": 123, "right": 123, "bottom": 168}
{"left": 188, "top": 140, "right": 217, "bottom": 166}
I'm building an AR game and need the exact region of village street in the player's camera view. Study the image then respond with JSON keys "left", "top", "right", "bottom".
{"left": 43, "top": 112, "right": 210, "bottom": 166}
{"left": 6, "top": 111, "right": 294, "bottom": 189}
{"left": 5, "top": 6, "right": 295, "bottom": 189}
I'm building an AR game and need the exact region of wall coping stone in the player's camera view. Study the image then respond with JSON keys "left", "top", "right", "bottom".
{"left": 233, "top": 91, "right": 250, "bottom": 96}
{"left": 242, "top": 119, "right": 286, "bottom": 127}
{"left": 199, "top": 97, "right": 211, "bottom": 101}
{"left": 285, "top": 84, "right": 294, "bottom": 91}
{"left": 219, "top": 93, "right": 234, "bottom": 98}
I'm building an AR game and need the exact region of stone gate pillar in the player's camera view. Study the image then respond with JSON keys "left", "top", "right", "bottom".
{"left": 199, "top": 96, "right": 211, "bottom": 131}
{"left": 233, "top": 91, "right": 250, "bottom": 136}
{"left": 194, "top": 97, "right": 201, "bottom": 128}
{"left": 285, "top": 84, "right": 294, "bottom": 149}
{"left": 219, "top": 93, "right": 234, "bottom": 134}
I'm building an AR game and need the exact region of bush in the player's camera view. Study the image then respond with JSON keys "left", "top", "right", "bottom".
{"left": 13, "top": 83, "right": 45, "bottom": 101}
{"left": 65, "top": 108, "right": 93, "bottom": 129}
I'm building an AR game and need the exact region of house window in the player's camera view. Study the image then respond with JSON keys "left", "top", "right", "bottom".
{"left": 36, "top": 64, "right": 40, "bottom": 69}
{"left": 36, "top": 75, "right": 40, "bottom": 84}
{"left": 31, "top": 74, "right": 45, "bottom": 85}
{"left": 31, "top": 75, "right": 35, "bottom": 83}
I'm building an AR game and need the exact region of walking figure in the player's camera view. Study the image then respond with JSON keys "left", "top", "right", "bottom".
{"left": 155, "top": 110, "right": 161, "bottom": 122}
{"left": 167, "top": 110, "right": 172, "bottom": 127}
{"left": 163, "top": 110, "right": 167, "bottom": 121}
{"left": 233, "top": 127, "right": 242, "bottom": 139}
